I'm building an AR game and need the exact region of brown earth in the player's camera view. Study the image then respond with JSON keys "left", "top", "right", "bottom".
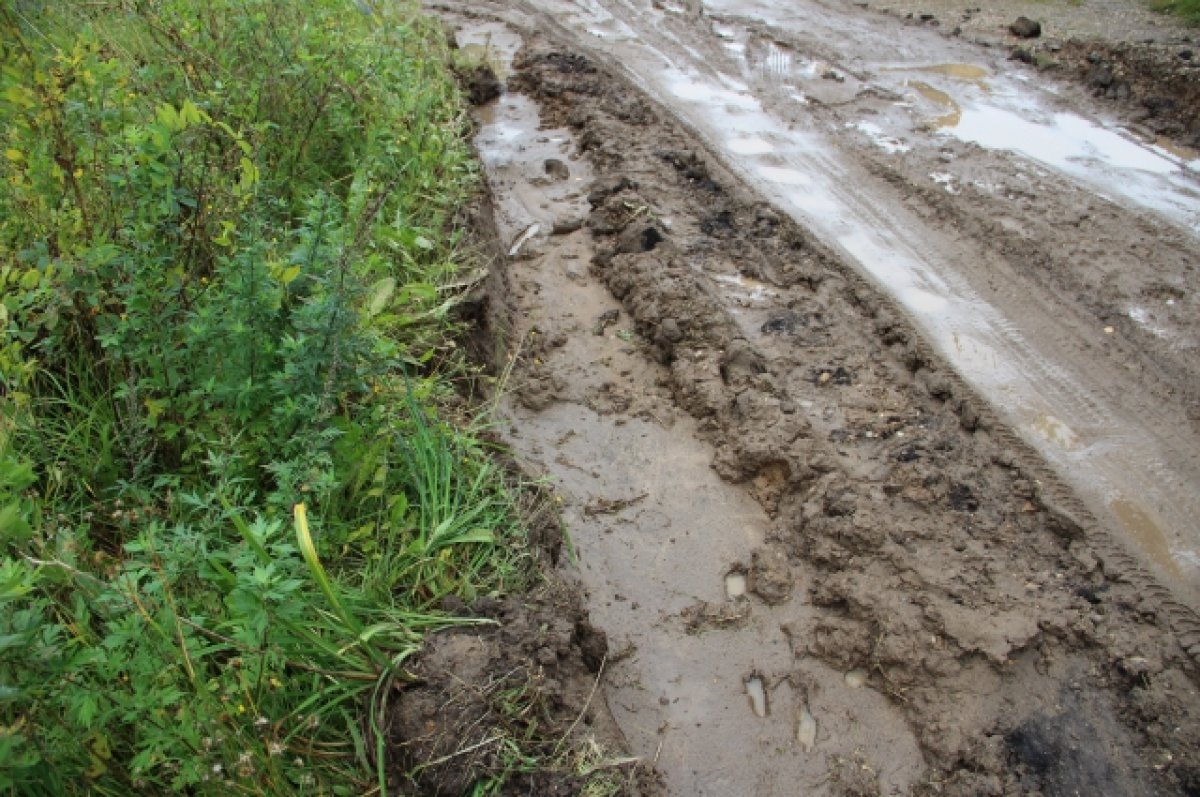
{"left": 498, "top": 37, "right": 1200, "bottom": 794}
{"left": 406, "top": 1, "right": 1200, "bottom": 795}
{"left": 865, "top": 0, "right": 1200, "bottom": 147}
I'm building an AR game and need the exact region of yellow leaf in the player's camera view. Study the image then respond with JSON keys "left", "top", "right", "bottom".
{"left": 279, "top": 265, "right": 301, "bottom": 285}
{"left": 3, "top": 149, "right": 22, "bottom": 163}
{"left": 19, "top": 270, "right": 39, "bottom": 290}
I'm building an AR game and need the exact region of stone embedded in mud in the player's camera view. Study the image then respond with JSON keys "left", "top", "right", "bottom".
{"left": 1010, "top": 47, "right": 1035, "bottom": 65}
{"left": 1009, "top": 16, "right": 1042, "bottom": 39}
{"left": 544, "top": 158, "right": 570, "bottom": 181}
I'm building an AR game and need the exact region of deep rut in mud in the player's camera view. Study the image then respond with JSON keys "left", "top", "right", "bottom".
{"left": 435, "top": 3, "right": 1200, "bottom": 795}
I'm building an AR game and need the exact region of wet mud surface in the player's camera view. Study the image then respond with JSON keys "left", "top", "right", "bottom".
{"left": 429, "top": 1, "right": 1200, "bottom": 795}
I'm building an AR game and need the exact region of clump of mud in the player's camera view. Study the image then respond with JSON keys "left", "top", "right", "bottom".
{"left": 506, "top": 36, "right": 1200, "bottom": 796}
{"left": 385, "top": 595, "right": 656, "bottom": 795}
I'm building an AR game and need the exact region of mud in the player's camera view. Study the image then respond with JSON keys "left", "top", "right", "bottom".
{"left": 427, "top": 1, "right": 1200, "bottom": 795}
{"left": 387, "top": 595, "right": 653, "bottom": 795}
{"left": 863, "top": 0, "right": 1200, "bottom": 148}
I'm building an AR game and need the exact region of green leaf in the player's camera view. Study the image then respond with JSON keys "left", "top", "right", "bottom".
{"left": 0, "top": 503, "right": 32, "bottom": 545}
{"left": 367, "top": 277, "right": 395, "bottom": 318}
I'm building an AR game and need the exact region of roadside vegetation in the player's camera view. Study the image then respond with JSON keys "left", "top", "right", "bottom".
{"left": 0, "top": 0, "right": 541, "bottom": 793}
{"left": 1152, "top": 0, "right": 1200, "bottom": 23}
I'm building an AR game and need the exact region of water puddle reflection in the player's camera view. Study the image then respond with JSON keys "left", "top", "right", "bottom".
{"left": 1030, "top": 414, "right": 1081, "bottom": 451}
{"left": 1111, "top": 498, "right": 1180, "bottom": 577}
{"left": 745, "top": 674, "right": 769, "bottom": 717}
{"left": 725, "top": 570, "right": 748, "bottom": 599}
{"left": 907, "top": 80, "right": 961, "bottom": 129}
{"left": 796, "top": 706, "right": 817, "bottom": 751}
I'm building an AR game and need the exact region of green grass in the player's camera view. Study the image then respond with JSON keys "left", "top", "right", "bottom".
{"left": 0, "top": 1, "right": 541, "bottom": 794}
{"left": 1152, "top": 0, "right": 1200, "bottom": 22}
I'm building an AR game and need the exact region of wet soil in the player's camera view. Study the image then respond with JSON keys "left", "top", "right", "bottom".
{"left": 864, "top": 0, "right": 1200, "bottom": 147}
{"left": 423, "top": 1, "right": 1200, "bottom": 795}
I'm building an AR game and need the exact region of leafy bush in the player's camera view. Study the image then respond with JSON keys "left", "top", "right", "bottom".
{"left": 0, "top": 1, "right": 528, "bottom": 793}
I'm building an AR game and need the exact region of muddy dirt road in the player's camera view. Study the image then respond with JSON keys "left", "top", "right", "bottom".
{"left": 432, "top": 0, "right": 1200, "bottom": 794}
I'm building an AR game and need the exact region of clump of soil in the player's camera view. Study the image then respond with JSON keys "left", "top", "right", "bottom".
{"left": 1050, "top": 39, "right": 1200, "bottom": 146}
{"left": 507, "top": 37, "right": 1200, "bottom": 796}
{"left": 386, "top": 594, "right": 656, "bottom": 795}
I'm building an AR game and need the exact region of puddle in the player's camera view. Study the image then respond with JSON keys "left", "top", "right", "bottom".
{"left": 744, "top": 674, "right": 769, "bottom": 717}
{"left": 729, "top": 135, "right": 775, "bottom": 155}
{"left": 907, "top": 79, "right": 962, "bottom": 128}
{"left": 887, "top": 62, "right": 988, "bottom": 87}
{"left": 1128, "top": 306, "right": 1173, "bottom": 341}
{"left": 725, "top": 570, "right": 748, "bottom": 599}
{"left": 854, "top": 121, "right": 910, "bottom": 154}
{"left": 1111, "top": 499, "right": 1180, "bottom": 577}
{"left": 796, "top": 706, "right": 817, "bottom": 751}
{"left": 1030, "top": 414, "right": 1081, "bottom": 451}
{"left": 929, "top": 171, "right": 958, "bottom": 193}
{"left": 755, "top": 164, "right": 812, "bottom": 186}
{"left": 715, "top": 273, "right": 777, "bottom": 303}
{"left": 953, "top": 106, "right": 1180, "bottom": 176}
{"left": 1153, "top": 136, "right": 1200, "bottom": 167}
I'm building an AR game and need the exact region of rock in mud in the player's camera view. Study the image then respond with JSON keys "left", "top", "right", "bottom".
{"left": 544, "top": 158, "right": 570, "bottom": 180}
{"left": 1009, "top": 16, "right": 1042, "bottom": 39}
{"left": 749, "top": 545, "right": 794, "bottom": 605}
{"left": 1010, "top": 47, "right": 1034, "bottom": 64}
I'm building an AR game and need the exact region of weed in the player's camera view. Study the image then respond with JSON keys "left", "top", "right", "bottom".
{"left": 0, "top": 0, "right": 539, "bottom": 793}
{"left": 1151, "top": 0, "right": 1200, "bottom": 23}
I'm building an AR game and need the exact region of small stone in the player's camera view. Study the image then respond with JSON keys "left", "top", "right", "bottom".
{"left": 1010, "top": 47, "right": 1034, "bottom": 64}
{"left": 1009, "top": 16, "right": 1041, "bottom": 39}
{"left": 544, "top": 158, "right": 570, "bottom": 181}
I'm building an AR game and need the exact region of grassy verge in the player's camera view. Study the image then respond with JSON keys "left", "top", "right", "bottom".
{"left": 1151, "top": 0, "right": 1200, "bottom": 23}
{"left": 0, "top": 1, "right": 537, "bottom": 793}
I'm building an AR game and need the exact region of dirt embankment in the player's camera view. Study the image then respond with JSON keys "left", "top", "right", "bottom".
{"left": 498, "top": 36, "right": 1200, "bottom": 796}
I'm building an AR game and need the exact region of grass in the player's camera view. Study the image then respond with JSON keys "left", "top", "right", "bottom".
{"left": 0, "top": 1, "right": 551, "bottom": 794}
{"left": 1151, "top": 0, "right": 1200, "bottom": 22}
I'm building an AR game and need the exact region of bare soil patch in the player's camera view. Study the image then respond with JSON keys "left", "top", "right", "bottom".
{"left": 493, "top": 31, "right": 1200, "bottom": 796}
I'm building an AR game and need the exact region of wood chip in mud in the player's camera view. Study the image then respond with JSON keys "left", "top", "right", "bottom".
{"left": 583, "top": 492, "right": 648, "bottom": 516}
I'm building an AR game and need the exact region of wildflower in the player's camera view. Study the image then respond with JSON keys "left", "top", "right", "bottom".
{"left": 212, "top": 763, "right": 223, "bottom": 775}
{"left": 267, "top": 741, "right": 284, "bottom": 757}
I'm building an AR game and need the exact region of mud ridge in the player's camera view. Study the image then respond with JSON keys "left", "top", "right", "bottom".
{"left": 500, "top": 29, "right": 1200, "bottom": 795}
